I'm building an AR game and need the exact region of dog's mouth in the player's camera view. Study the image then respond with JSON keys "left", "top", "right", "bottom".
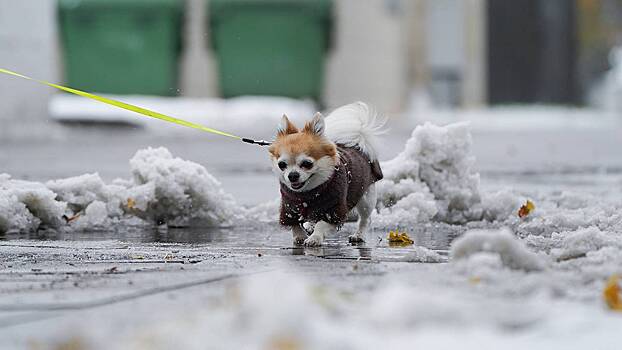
{"left": 290, "top": 181, "right": 306, "bottom": 190}
{"left": 289, "top": 174, "right": 313, "bottom": 190}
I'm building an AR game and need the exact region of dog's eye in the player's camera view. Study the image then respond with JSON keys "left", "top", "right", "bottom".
{"left": 278, "top": 161, "right": 287, "bottom": 170}
{"left": 300, "top": 160, "right": 313, "bottom": 170}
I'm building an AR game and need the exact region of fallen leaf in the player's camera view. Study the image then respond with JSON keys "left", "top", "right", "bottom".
{"left": 266, "top": 336, "right": 301, "bottom": 350}
{"left": 469, "top": 276, "right": 481, "bottom": 284}
{"left": 62, "top": 213, "right": 81, "bottom": 223}
{"left": 53, "top": 336, "right": 87, "bottom": 350}
{"left": 518, "top": 200, "right": 535, "bottom": 218}
{"left": 132, "top": 255, "right": 145, "bottom": 260}
{"left": 126, "top": 198, "right": 136, "bottom": 209}
{"left": 388, "top": 229, "right": 414, "bottom": 246}
{"left": 603, "top": 275, "right": 622, "bottom": 311}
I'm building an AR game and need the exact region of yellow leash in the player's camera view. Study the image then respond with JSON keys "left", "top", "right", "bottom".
{"left": 0, "top": 68, "right": 271, "bottom": 146}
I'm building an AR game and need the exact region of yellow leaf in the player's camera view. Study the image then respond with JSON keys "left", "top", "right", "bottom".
{"left": 518, "top": 200, "right": 535, "bottom": 218}
{"left": 469, "top": 276, "right": 481, "bottom": 284}
{"left": 603, "top": 275, "right": 622, "bottom": 311}
{"left": 266, "top": 336, "right": 301, "bottom": 350}
{"left": 127, "top": 198, "right": 136, "bottom": 210}
{"left": 388, "top": 229, "right": 414, "bottom": 246}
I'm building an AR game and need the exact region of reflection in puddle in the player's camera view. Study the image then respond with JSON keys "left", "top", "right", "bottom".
{"left": 1, "top": 222, "right": 464, "bottom": 261}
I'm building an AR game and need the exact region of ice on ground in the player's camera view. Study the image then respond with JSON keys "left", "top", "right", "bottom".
{"left": 0, "top": 147, "right": 238, "bottom": 233}
{"left": 451, "top": 228, "right": 547, "bottom": 271}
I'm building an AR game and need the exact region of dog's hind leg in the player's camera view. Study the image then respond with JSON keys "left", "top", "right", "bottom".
{"left": 349, "top": 184, "right": 377, "bottom": 243}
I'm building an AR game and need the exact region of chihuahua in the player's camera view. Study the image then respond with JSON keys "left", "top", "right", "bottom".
{"left": 268, "top": 102, "right": 384, "bottom": 246}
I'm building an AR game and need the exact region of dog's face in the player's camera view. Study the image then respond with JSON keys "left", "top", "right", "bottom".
{"left": 268, "top": 113, "right": 337, "bottom": 192}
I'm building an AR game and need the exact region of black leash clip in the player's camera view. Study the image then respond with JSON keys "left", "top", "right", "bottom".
{"left": 242, "top": 138, "right": 272, "bottom": 146}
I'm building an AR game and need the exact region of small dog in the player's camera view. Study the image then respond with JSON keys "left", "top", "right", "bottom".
{"left": 268, "top": 102, "right": 384, "bottom": 246}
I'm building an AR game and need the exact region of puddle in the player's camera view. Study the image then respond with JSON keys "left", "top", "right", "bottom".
{"left": 1, "top": 222, "right": 463, "bottom": 262}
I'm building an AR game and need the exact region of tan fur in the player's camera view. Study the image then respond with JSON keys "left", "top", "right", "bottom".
{"left": 277, "top": 114, "right": 299, "bottom": 136}
{"left": 269, "top": 119, "right": 337, "bottom": 162}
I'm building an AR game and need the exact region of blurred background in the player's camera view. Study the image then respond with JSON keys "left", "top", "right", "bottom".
{"left": 1, "top": 0, "right": 622, "bottom": 203}
{"left": 4, "top": 0, "right": 622, "bottom": 116}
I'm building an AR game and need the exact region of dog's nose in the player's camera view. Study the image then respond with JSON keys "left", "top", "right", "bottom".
{"left": 288, "top": 172, "right": 300, "bottom": 182}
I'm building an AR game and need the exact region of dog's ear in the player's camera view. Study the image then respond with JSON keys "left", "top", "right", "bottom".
{"left": 303, "top": 112, "right": 325, "bottom": 136}
{"left": 277, "top": 114, "right": 298, "bottom": 136}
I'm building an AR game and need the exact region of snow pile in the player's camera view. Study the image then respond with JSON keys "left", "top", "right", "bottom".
{"left": 451, "top": 228, "right": 547, "bottom": 271}
{"left": 0, "top": 148, "right": 238, "bottom": 233}
{"left": 376, "top": 122, "right": 516, "bottom": 226}
{"left": 0, "top": 174, "right": 66, "bottom": 233}
{"left": 47, "top": 173, "right": 128, "bottom": 229}
{"left": 127, "top": 147, "right": 238, "bottom": 227}
{"left": 549, "top": 227, "right": 622, "bottom": 261}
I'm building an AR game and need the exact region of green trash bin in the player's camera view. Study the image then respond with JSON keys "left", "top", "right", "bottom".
{"left": 58, "top": 0, "right": 184, "bottom": 96}
{"left": 209, "top": 0, "right": 333, "bottom": 101}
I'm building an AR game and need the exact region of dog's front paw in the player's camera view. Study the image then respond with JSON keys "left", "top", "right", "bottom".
{"left": 293, "top": 236, "right": 306, "bottom": 246}
{"left": 304, "top": 234, "right": 323, "bottom": 247}
{"left": 348, "top": 234, "right": 365, "bottom": 243}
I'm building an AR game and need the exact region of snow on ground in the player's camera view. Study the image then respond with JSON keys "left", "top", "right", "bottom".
{"left": 2, "top": 111, "right": 622, "bottom": 348}
{"left": 3, "top": 120, "right": 622, "bottom": 270}
{"left": 1, "top": 121, "right": 519, "bottom": 233}
{"left": 377, "top": 122, "right": 485, "bottom": 225}
{"left": 2, "top": 147, "right": 239, "bottom": 233}
{"left": 2, "top": 253, "right": 620, "bottom": 350}
{"left": 451, "top": 228, "right": 547, "bottom": 271}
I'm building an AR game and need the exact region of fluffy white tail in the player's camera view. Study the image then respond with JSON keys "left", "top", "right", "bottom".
{"left": 324, "top": 102, "right": 386, "bottom": 161}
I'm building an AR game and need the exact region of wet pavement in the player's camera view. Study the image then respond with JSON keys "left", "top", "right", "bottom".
{"left": 0, "top": 224, "right": 454, "bottom": 345}
{"left": 0, "top": 221, "right": 460, "bottom": 261}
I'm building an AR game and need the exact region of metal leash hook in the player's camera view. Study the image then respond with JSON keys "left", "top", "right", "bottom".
{"left": 242, "top": 138, "right": 272, "bottom": 146}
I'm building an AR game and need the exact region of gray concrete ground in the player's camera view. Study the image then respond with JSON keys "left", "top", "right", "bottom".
{"left": 1, "top": 118, "right": 622, "bottom": 348}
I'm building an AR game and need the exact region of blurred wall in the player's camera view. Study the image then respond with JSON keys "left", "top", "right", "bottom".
{"left": 180, "top": 0, "right": 219, "bottom": 98}
{"left": 0, "top": 1, "right": 58, "bottom": 125}
{"left": 180, "top": 0, "right": 413, "bottom": 112}
{"left": 323, "top": 0, "right": 409, "bottom": 112}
